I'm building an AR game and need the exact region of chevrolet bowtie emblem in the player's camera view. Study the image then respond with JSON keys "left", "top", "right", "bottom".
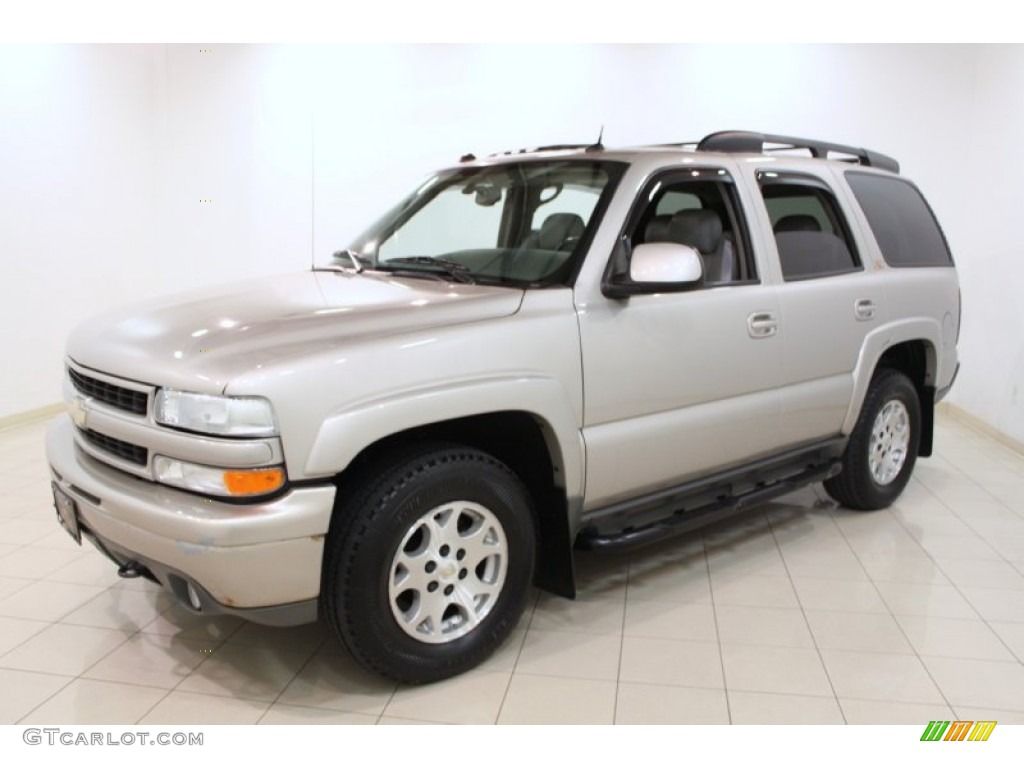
{"left": 69, "top": 396, "right": 90, "bottom": 429}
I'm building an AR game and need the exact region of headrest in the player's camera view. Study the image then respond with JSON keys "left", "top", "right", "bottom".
{"left": 538, "top": 213, "right": 585, "bottom": 250}
{"left": 644, "top": 215, "right": 672, "bottom": 243}
{"left": 667, "top": 209, "right": 722, "bottom": 254}
{"left": 774, "top": 214, "right": 821, "bottom": 233}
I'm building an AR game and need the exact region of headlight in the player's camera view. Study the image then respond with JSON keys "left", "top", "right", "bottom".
{"left": 154, "top": 390, "right": 277, "bottom": 437}
{"left": 153, "top": 456, "right": 286, "bottom": 497}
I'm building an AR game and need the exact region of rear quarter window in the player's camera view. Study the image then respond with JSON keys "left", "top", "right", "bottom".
{"left": 845, "top": 172, "right": 954, "bottom": 267}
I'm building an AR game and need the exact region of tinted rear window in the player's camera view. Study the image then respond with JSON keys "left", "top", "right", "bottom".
{"left": 845, "top": 172, "right": 953, "bottom": 267}
{"left": 759, "top": 177, "right": 861, "bottom": 281}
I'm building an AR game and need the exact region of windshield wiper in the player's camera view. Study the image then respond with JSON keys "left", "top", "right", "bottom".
{"left": 334, "top": 249, "right": 368, "bottom": 272}
{"left": 375, "top": 256, "right": 477, "bottom": 284}
{"left": 313, "top": 250, "right": 372, "bottom": 274}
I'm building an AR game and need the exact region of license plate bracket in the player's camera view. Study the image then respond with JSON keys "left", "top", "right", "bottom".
{"left": 52, "top": 483, "right": 82, "bottom": 545}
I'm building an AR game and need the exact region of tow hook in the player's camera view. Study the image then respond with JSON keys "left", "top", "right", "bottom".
{"left": 117, "top": 561, "right": 144, "bottom": 578}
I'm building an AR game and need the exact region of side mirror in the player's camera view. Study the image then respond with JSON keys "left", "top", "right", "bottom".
{"left": 604, "top": 242, "right": 704, "bottom": 298}
{"left": 630, "top": 243, "right": 703, "bottom": 284}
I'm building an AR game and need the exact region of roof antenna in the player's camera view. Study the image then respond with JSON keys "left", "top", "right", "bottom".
{"left": 585, "top": 125, "right": 604, "bottom": 153}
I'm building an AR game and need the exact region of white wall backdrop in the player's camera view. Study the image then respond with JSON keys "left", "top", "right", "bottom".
{"left": 0, "top": 43, "right": 1018, "bottom": 444}
{"left": 1, "top": 45, "right": 157, "bottom": 418}
{"left": 957, "top": 46, "right": 1024, "bottom": 445}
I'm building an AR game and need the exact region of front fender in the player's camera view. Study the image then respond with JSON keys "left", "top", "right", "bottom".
{"left": 303, "top": 374, "right": 586, "bottom": 501}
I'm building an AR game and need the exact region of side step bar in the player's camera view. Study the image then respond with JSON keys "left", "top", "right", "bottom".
{"left": 576, "top": 439, "right": 845, "bottom": 553}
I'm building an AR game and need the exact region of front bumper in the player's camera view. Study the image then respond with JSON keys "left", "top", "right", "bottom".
{"left": 46, "top": 415, "right": 336, "bottom": 624}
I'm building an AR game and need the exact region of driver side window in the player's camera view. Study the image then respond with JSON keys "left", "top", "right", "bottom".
{"left": 630, "top": 170, "right": 757, "bottom": 286}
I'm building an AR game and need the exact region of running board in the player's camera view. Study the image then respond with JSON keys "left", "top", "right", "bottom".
{"left": 576, "top": 439, "right": 845, "bottom": 553}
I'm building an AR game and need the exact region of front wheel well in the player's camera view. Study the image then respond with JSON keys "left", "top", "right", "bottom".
{"left": 331, "top": 411, "right": 576, "bottom": 598}
{"left": 874, "top": 340, "right": 936, "bottom": 457}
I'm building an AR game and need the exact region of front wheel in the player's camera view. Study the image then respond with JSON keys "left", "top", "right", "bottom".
{"left": 824, "top": 368, "right": 922, "bottom": 511}
{"left": 322, "top": 444, "right": 536, "bottom": 683}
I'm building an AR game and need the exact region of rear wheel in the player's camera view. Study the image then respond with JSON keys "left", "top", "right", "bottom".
{"left": 322, "top": 444, "right": 536, "bottom": 683}
{"left": 825, "top": 368, "right": 921, "bottom": 511}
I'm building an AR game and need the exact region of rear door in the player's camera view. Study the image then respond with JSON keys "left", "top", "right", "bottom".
{"left": 745, "top": 167, "right": 886, "bottom": 446}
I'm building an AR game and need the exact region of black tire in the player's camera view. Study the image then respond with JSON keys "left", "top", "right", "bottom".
{"left": 824, "top": 368, "right": 921, "bottom": 511}
{"left": 321, "top": 443, "right": 536, "bottom": 684}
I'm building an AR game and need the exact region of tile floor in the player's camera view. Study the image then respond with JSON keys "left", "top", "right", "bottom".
{"left": 1, "top": 414, "right": 1023, "bottom": 725}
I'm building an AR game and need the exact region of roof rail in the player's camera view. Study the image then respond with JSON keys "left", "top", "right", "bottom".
{"left": 696, "top": 131, "right": 900, "bottom": 174}
{"left": 532, "top": 144, "right": 596, "bottom": 153}
{"left": 486, "top": 143, "right": 594, "bottom": 158}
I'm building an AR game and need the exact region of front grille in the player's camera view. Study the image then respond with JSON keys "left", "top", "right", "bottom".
{"left": 79, "top": 428, "right": 148, "bottom": 466}
{"left": 69, "top": 368, "right": 148, "bottom": 415}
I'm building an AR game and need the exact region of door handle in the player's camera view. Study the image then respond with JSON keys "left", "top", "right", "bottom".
{"left": 855, "top": 299, "right": 877, "bottom": 321}
{"left": 747, "top": 311, "right": 778, "bottom": 338}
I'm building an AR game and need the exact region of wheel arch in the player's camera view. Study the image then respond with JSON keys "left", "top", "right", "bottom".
{"left": 843, "top": 323, "right": 939, "bottom": 456}
{"left": 325, "top": 410, "right": 578, "bottom": 599}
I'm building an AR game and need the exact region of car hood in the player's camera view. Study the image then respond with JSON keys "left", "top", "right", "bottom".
{"left": 67, "top": 270, "right": 524, "bottom": 393}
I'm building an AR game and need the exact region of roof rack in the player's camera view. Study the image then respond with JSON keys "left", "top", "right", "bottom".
{"left": 696, "top": 131, "right": 900, "bottom": 174}
{"left": 483, "top": 142, "right": 603, "bottom": 159}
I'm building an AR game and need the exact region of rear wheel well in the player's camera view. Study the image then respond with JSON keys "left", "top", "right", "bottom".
{"left": 875, "top": 341, "right": 936, "bottom": 456}
{"left": 331, "top": 412, "right": 576, "bottom": 598}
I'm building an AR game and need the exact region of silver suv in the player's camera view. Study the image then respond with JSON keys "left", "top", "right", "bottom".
{"left": 46, "top": 131, "right": 961, "bottom": 682}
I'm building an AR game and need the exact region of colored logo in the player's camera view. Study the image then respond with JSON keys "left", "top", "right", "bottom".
{"left": 920, "top": 721, "right": 996, "bottom": 742}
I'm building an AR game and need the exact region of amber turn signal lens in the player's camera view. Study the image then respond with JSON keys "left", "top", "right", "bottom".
{"left": 222, "top": 468, "right": 285, "bottom": 496}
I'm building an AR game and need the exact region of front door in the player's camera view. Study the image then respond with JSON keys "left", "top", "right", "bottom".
{"left": 576, "top": 166, "right": 785, "bottom": 510}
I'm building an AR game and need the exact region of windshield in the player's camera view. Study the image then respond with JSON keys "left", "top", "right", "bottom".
{"left": 325, "top": 160, "right": 624, "bottom": 286}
